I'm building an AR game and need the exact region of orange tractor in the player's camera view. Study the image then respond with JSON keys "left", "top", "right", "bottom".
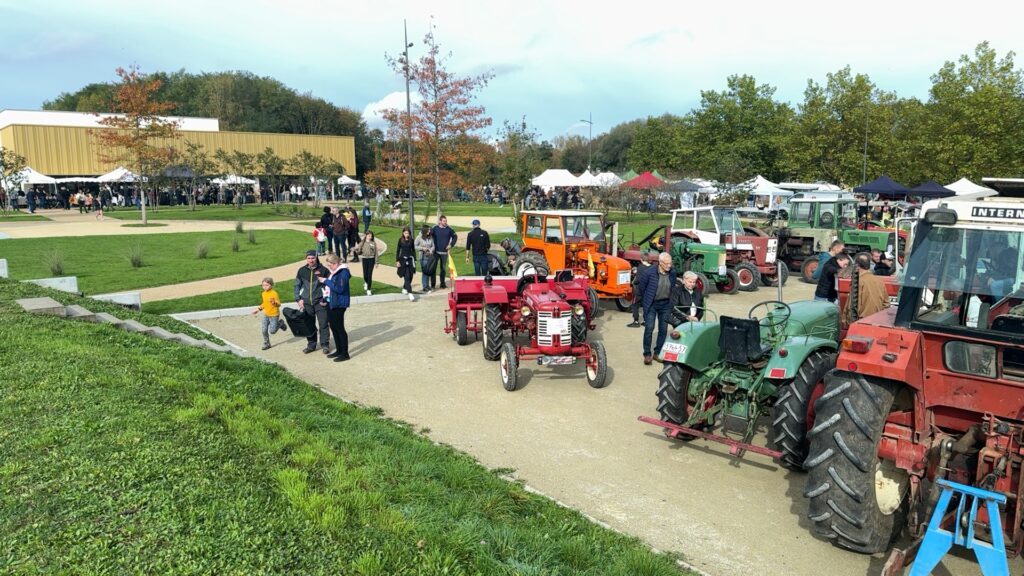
{"left": 513, "top": 210, "right": 635, "bottom": 311}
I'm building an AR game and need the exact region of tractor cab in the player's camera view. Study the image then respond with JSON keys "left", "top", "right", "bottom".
{"left": 787, "top": 192, "right": 859, "bottom": 230}
{"left": 670, "top": 206, "right": 745, "bottom": 245}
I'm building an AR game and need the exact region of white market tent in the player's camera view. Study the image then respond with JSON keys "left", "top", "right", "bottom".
{"left": 55, "top": 176, "right": 99, "bottom": 184}
{"left": 740, "top": 174, "right": 793, "bottom": 209}
{"left": 575, "top": 171, "right": 601, "bottom": 187}
{"left": 946, "top": 177, "right": 993, "bottom": 196}
{"left": 337, "top": 175, "right": 361, "bottom": 186}
{"left": 211, "top": 174, "right": 256, "bottom": 185}
{"left": 595, "top": 171, "right": 624, "bottom": 187}
{"left": 531, "top": 169, "right": 580, "bottom": 188}
{"left": 97, "top": 166, "right": 145, "bottom": 183}
{"left": 13, "top": 166, "right": 57, "bottom": 185}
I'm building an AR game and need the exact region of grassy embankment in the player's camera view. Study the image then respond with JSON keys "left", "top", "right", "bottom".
{"left": 0, "top": 279, "right": 685, "bottom": 575}
{"left": 0, "top": 212, "right": 51, "bottom": 222}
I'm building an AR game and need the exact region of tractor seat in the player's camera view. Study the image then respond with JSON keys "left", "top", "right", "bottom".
{"left": 719, "top": 316, "right": 772, "bottom": 364}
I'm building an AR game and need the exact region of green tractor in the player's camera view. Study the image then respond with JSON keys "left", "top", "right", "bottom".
{"left": 640, "top": 299, "right": 839, "bottom": 467}
{"left": 667, "top": 238, "right": 740, "bottom": 295}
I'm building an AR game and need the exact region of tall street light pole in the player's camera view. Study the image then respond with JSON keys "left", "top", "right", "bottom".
{"left": 579, "top": 113, "right": 593, "bottom": 172}
{"left": 403, "top": 20, "right": 415, "bottom": 230}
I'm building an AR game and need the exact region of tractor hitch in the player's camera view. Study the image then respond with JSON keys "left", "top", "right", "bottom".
{"left": 638, "top": 416, "right": 783, "bottom": 459}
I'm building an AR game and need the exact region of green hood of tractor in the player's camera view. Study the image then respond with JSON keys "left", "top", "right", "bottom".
{"left": 782, "top": 300, "right": 840, "bottom": 341}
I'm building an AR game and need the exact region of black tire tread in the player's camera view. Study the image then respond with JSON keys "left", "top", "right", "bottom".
{"left": 483, "top": 304, "right": 504, "bottom": 360}
{"left": 770, "top": 350, "right": 836, "bottom": 469}
{"left": 736, "top": 262, "right": 761, "bottom": 292}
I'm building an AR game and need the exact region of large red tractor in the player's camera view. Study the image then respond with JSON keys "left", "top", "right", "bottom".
{"left": 802, "top": 181, "right": 1024, "bottom": 568}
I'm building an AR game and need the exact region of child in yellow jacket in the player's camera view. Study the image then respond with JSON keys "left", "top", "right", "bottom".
{"left": 252, "top": 277, "right": 287, "bottom": 349}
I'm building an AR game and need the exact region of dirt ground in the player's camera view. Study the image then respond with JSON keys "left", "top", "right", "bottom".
{"left": 194, "top": 281, "right": 1002, "bottom": 576}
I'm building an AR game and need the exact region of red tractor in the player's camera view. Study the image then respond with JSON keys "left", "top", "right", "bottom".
{"left": 803, "top": 181, "right": 1024, "bottom": 569}
{"left": 444, "top": 272, "right": 605, "bottom": 391}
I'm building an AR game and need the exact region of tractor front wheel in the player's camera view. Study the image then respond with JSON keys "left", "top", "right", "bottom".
{"left": 587, "top": 287, "right": 600, "bottom": 317}
{"left": 455, "top": 311, "right": 469, "bottom": 345}
{"left": 803, "top": 374, "right": 907, "bottom": 553}
{"left": 770, "top": 350, "right": 835, "bottom": 469}
{"left": 656, "top": 363, "right": 692, "bottom": 426}
{"left": 763, "top": 263, "right": 789, "bottom": 287}
{"left": 482, "top": 304, "right": 504, "bottom": 361}
{"left": 499, "top": 342, "right": 519, "bottom": 391}
{"left": 801, "top": 258, "right": 819, "bottom": 283}
{"left": 714, "top": 268, "right": 740, "bottom": 295}
{"left": 735, "top": 263, "right": 760, "bottom": 292}
{"left": 513, "top": 252, "right": 550, "bottom": 278}
{"left": 586, "top": 341, "right": 608, "bottom": 388}
{"left": 615, "top": 296, "right": 632, "bottom": 312}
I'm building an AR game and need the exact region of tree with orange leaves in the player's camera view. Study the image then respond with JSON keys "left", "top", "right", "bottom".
{"left": 90, "top": 65, "right": 179, "bottom": 225}
{"left": 381, "top": 24, "right": 493, "bottom": 217}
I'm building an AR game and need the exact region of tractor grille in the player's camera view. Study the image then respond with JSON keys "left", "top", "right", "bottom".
{"left": 537, "top": 311, "right": 570, "bottom": 346}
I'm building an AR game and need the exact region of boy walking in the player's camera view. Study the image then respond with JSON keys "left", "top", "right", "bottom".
{"left": 252, "top": 277, "right": 287, "bottom": 350}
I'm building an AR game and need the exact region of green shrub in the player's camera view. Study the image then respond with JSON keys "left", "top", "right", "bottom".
{"left": 248, "top": 229, "right": 257, "bottom": 245}
{"left": 44, "top": 251, "right": 65, "bottom": 276}
{"left": 235, "top": 220, "right": 244, "bottom": 233}
{"left": 231, "top": 237, "right": 240, "bottom": 252}
{"left": 127, "top": 243, "right": 144, "bottom": 268}
{"left": 195, "top": 241, "right": 210, "bottom": 259}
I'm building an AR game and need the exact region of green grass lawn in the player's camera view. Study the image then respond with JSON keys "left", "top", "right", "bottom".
{"left": 0, "top": 230, "right": 311, "bottom": 294}
{"left": 0, "top": 280, "right": 684, "bottom": 575}
{"left": 0, "top": 212, "right": 50, "bottom": 222}
{"left": 107, "top": 204, "right": 320, "bottom": 222}
{"left": 144, "top": 277, "right": 402, "bottom": 315}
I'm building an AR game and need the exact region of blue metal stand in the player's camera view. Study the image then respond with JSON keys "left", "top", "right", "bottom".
{"left": 909, "top": 479, "right": 1009, "bottom": 576}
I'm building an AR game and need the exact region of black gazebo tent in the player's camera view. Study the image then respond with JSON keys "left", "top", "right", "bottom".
{"left": 853, "top": 175, "right": 909, "bottom": 199}
{"left": 908, "top": 179, "right": 955, "bottom": 199}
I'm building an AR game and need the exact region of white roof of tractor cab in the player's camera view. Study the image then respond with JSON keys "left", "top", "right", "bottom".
{"left": 790, "top": 191, "right": 858, "bottom": 203}
{"left": 521, "top": 210, "right": 604, "bottom": 217}
{"left": 922, "top": 179, "right": 1024, "bottom": 225}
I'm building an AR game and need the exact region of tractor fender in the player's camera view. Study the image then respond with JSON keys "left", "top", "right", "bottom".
{"left": 763, "top": 336, "right": 838, "bottom": 380}
{"left": 659, "top": 322, "right": 721, "bottom": 371}
{"left": 481, "top": 285, "right": 509, "bottom": 305}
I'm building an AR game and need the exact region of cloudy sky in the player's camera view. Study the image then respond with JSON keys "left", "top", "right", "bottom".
{"left": 2, "top": 0, "right": 1022, "bottom": 140}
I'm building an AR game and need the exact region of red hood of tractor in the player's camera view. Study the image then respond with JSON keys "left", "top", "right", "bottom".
{"left": 522, "top": 285, "right": 573, "bottom": 312}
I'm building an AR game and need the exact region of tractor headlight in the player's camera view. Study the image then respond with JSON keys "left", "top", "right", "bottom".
{"left": 520, "top": 306, "right": 531, "bottom": 317}
{"left": 573, "top": 304, "right": 585, "bottom": 316}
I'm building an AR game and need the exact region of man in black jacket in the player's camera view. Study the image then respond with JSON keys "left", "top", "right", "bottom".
{"left": 294, "top": 250, "right": 331, "bottom": 354}
{"left": 465, "top": 219, "right": 491, "bottom": 275}
{"left": 669, "top": 271, "right": 705, "bottom": 326}
{"left": 815, "top": 252, "right": 850, "bottom": 303}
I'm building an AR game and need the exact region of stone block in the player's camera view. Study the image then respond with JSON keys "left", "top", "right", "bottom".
{"left": 16, "top": 297, "right": 67, "bottom": 317}
{"left": 144, "top": 326, "right": 173, "bottom": 340}
{"left": 169, "top": 333, "right": 200, "bottom": 346}
{"left": 64, "top": 305, "right": 96, "bottom": 321}
{"left": 118, "top": 319, "right": 149, "bottom": 333}
{"left": 27, "top": 276, "right": 79, "bottom": 294}
{"left": 0, "top": 258, "right": 7, "bottom": 278}
{"left": 92, "top": 292, "right": 142, "bottom": 311}
{"left": 93, "top": 312, "right": 122, "bottom": 325}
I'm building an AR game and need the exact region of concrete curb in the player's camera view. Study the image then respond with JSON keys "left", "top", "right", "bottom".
{"left": 167, "top": 292, "right": 415, "bottom": 321}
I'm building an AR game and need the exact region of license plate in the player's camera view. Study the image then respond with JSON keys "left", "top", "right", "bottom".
{"left": 617, "top": 270, "right": 631, "bottom": 285}
{"left": 538, "top": 356, "right": 576, "bottom": 366}
{"left": 661, "top": 342, "right": 687, "bottom": 363}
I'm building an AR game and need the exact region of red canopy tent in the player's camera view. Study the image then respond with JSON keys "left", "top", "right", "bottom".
{"left": 621, "top": 171, "right": 665, "bottom": 189}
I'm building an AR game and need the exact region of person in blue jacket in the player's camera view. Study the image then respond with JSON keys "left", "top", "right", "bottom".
{"left": 636, "top": 252, "right": 676, "bottom": 365}
{"left": 319, "top": 253, "right": 352, "bottom": 362}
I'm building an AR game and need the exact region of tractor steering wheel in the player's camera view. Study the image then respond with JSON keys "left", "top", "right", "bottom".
{"left": 516, "top": 273, "right": 545, "bottom": 294}
{"left": 748, "top": 300, "right": 791, "bottom": 333}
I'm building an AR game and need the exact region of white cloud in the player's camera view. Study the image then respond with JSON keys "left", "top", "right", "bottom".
{"left": 361, "top": 91, "right": 422, "bottom": 132}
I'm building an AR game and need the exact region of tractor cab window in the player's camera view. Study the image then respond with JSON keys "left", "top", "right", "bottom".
{"left": 714, "top": 208, "right": 742, "bottom": 235}
{"left": 564, "top": 215, "right": 604, "bottom": 242}
{"left": 790, "top": 202, "right": 813, "bottom": 227}
{"left": 545, "top": 217, "right": 563, "bottom": 243}
{"left": 837, "top": 202, "right": 858, "bottom": 229}
{"left": 906, "top": 225, "right": 1024, "bottom": 333}
{"left": 817, "top": 202, "right": 837, "bottom": 228}
{"left": 525, "top": 215, "right": 543, "bottom": 238}
{"left": 696, "top": 210, "right": 718, "bottom": 233}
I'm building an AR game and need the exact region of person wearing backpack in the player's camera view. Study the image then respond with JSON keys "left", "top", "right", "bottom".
{"left": 361, "top": 201, "right": 373, "bottom": 234}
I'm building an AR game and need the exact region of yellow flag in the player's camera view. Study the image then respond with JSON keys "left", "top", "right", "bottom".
{"left": 587, "top": 251, "right": 596, "bottom": 278}
{"left": 448, "top": 252, "right": 458, "bottom": 280}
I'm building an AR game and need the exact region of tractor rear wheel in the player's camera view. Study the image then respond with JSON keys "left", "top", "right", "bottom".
{"left": 770, "top": 350, "right": 835, "bottom": 469}
{"left": 656, "top": 363, "right": 693, "bottom": 426}
{"left": 801, "top": 258, "right": 819, "bottom": 283}
{"left": 499, "top": 342, "right": 519, "bottom": 391}
{"left": 482, "top": 304, "right": 504, "bottom": 361}
{"left": 586, "top": 341, "right": 608, "bottom": 388}
{"left": 455, "top": 310, "right": 469, "bottom": 346}
{"left": 803, "top": 374, "right": 907, "bottom": 553}
{"left": 513, "top": 252, "right": 549, "bottom": 278}
{"left": 693, "top": 272, "right": 710, "bottom": 294}
{"left": 714, "top": 268, "right": 740, "bottom": 295}
{"left": 571, "top": 313, "right": 587, "bottom": 344}
{"left": 735, "top": 263, "right": 760, "bottom": 292}
{"left": 587, "top": 287, "right": 600, "bottom": 317}
{"left": 615, "top": 296, "right": 632, "bottom": 312}
{"left": 763, "top": 263, "right": 789, "bottom": 287}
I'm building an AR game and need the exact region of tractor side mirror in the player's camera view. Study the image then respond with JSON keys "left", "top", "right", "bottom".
{"left": 484, "top": 274, "right": 493, "bottom": 285}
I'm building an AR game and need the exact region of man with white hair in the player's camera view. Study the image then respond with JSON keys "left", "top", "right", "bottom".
{"left": 636, "top": 252, "right": 677, "bottom": 365}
